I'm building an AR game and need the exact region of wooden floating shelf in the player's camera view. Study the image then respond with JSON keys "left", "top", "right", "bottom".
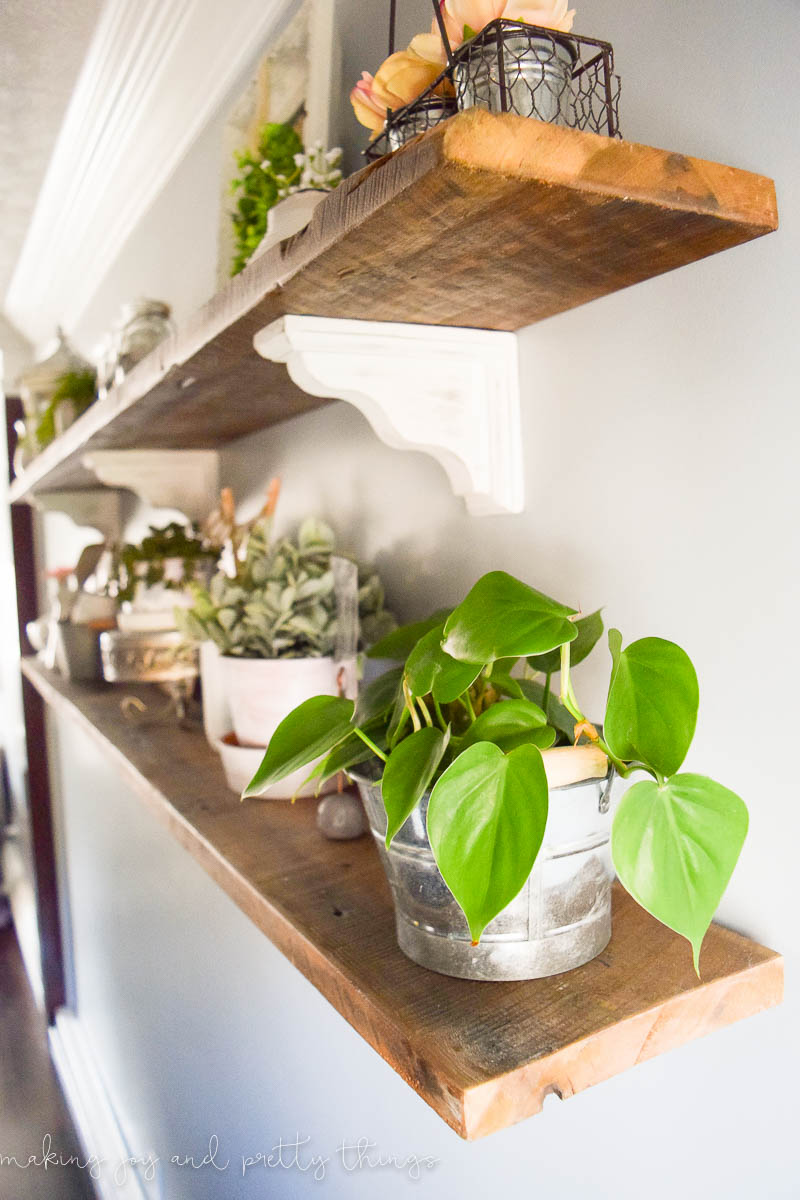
{"left": 22, "top": 657, "right": 783, "bottom": 1140}
{"left": 9, "top": 111, "right": 777, "bottom": 503}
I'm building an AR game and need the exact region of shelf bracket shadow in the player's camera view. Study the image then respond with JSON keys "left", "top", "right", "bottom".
{"left": 254, "top": 315, "right": 524, "bottom": 516}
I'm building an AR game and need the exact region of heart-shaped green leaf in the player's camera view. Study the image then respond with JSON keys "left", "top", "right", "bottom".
{"left": 604, "top": 635, "right": 699, "bottom": 776}
{"left": 527, "top": 609, "right": 604, "bottom": 676}
{"left": 442, "top": 571, "right": 577, "bottom": 664}
{"left": 612, "top": 774, "right": 748, "bottom": 973}
{"left": 243, "top": 695, "right": 354, "bottom": 798}
{"left": 382, "top": 726, "right": 449, "bottom": 847}
{"left": 404, "top": 626, "right": 482, "bottom": 703}
{"left": 461, "top": 699, "right": 549, "bottom": 754}
{"left": 427, "top": 742, "right": 549, "bottom": 942}
{"left": 353, "top": 667, "right": 403, "bottom": 725}
{"left": 366, "top": 609, "right": 451, "bottom": 660}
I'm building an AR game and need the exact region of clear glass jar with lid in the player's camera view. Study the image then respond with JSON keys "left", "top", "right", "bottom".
{"left": 115, "top": 299, "right": 174, "bottom": 381}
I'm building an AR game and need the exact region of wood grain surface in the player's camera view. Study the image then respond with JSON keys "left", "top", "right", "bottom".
{"left": 23, "top": 658, "right": 783, "bottom": 1139}
{"left": 10, "top": 112, "right": 777, "bottom": 502}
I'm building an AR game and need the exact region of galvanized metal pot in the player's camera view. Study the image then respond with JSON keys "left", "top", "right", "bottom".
{"left": 454, "top": 32, "right": 576, "bottom": 126}
{"left": 387, "top": 97, "right": 458, "bottom": 151}
{"left": 354, "top": 765, "right": 614, "bottom": 981}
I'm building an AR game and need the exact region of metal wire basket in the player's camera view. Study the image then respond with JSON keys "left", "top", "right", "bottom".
{"left": 364, "top": 16, "right": 621, "bottom": 161}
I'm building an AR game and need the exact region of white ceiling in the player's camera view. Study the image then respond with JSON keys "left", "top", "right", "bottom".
{"left": 0, "top": 0, "right": 104, "bottom": 326}
{"left": 3, "top": 0, "right": 301, "bottom": 349}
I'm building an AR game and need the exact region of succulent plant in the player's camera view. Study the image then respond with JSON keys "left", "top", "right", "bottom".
{"left": 176, "top": 515, "right": 395, "bottom": 659}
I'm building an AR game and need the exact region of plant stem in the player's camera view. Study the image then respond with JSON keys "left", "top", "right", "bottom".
{"left": 352, "top": 725, "right": 388, "bottom": 763}
{"left": 402, "top": 678, "right": 422, "bottom": 732}
{"left": 417, "top": 696, "right": 434, "bottom": 728}
{"left": 559, "top": 642, "right": 584, "bottom": 723}
{"left": 433, "top": 696, "right": 447, "bottom": 730}
{"left": 542, "top": 672, "right": 552, "bottom": 717}
{"left": 462, "top": 689, "right": 477, "bottom": 723}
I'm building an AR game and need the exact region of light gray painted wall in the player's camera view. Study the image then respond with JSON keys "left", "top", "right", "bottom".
{"left": 41, "top": 0, "right": 799, "bottom": 1195}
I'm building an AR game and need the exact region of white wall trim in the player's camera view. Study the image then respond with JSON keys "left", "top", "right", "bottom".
{"left": 49, "top": 1008, "right": 154, "bottom": 1200}
{"left": 254, "top": 315, "right": 524, "bottom": 516}
{"left": 4, "top": 0, "right": 302, "bottom": 346}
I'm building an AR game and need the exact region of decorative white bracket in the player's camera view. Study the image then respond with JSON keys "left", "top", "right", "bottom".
{"left": 31, "top": 490, "right": 124, "bottom": 543}
{"left": 81, "top": 449, "right": 220, "bottom": 523}
{"left": 253, "top": 316, "right": 524, "bottom": 516}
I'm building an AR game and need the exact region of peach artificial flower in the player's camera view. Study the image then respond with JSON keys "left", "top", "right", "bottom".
{"left": 372, "top": 48, "right": 446, "bottom": 110}
{"left": 444, "top": 0, "right": 575, "bottom": 40}
{"left": 350, "top": 71, "right": 387, "bottom": 132}
{"left": 444, "top": 0, "right": 505, "bottom": 40}
{"left": 503, "top": 0, "right": 576, "bottom": 33}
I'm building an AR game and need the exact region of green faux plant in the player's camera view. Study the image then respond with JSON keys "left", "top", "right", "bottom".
{"left": 35, "top": 369, "right": 97, "bottom": 448}
{"left": 230, "top": 122, "right": 303, "bottom": 275}
{"left": 176, "top": 515, "right": 395, "bottom": 659}
{"left": 245, "top": 570, "right": 748, "bottom": 973}
{"left": 113, "top": 522, "right": 215, "bottom": 605}
{"left": 230, "top": 124, "right": 342, "bottom": 275}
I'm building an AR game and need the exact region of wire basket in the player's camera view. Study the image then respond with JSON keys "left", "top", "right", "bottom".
{"left": 365, "top": 19, "right": 621, "bottom": 161}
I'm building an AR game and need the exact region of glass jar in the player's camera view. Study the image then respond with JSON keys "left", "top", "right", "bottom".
{"left": 114, "top": 299, "right": 174, "bottom": 381}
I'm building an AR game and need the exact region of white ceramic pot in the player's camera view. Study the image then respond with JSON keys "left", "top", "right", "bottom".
{"left": 215, "top": 732, "right": 336, "bottom": 800}
{"left": 221, "top": 655, "right": 356, "bottom": 750}
{"left": 251, "top": 190, "right": 328, "bottom": 263}
{"left": 199, "top": 641, "right": 232, "bottom": 746}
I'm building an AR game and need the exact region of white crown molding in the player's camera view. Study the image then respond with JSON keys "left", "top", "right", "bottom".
{"left": 82, "top": 449, "right": 220, "bottom": 522}
{"left": 4, "top": 0, "right": 302, "bottom": 345}
{"left": 254, "top": 316, "right": 524, "bottom": 516}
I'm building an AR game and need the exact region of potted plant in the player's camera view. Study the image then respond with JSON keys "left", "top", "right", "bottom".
{"left": 111, "top": 521, "right": 218, "bottom": 633}
{"left": 245, "top": 571, "right": 748, "bottom": 981}
{"left": 35, "top": 368, "right": 97, "bottom": 447}
{"left": 445, "top": 2, "right": 578, "bottom": 125}
{"left": 229, "top": 124, "right": 342, "bottom": 275}
{"left": 176, "top": 488, "right": 395, "bottom": 797}
{"left": 351, "top": 1, "right": 585, "bottom": 155}
{"left": 350, "top": 38, "right": 456, "bottom": 150}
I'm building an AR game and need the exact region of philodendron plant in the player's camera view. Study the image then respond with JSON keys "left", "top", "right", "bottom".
{"left": 245, "top": 571, "right": 748, "bottom": 972}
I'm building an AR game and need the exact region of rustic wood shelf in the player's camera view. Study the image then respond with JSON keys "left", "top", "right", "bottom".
{"left": 21, "top": 656, "right": 783, "bottom": 1140}
{"left": 9, "top": 111, "right": 777, "bottom": 503}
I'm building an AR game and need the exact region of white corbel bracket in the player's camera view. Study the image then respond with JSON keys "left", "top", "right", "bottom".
{"left": 31, "top": 489, "right": 124, "bottom": 542}
{"left": 254, "top": 316, "right": 523, "bottom": 516}
{"left": 81, "top": 449, "right": 220, "bottom": 523}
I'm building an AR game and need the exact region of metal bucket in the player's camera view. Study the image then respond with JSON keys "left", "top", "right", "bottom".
{"left": 454, "top": 33, "right": 575, "bottom": 126}
{"left": 387, "top": 97, "right": 458, "bottom": 151}
{"left": 354, "top": 766, "right": 614, "bottom": 981}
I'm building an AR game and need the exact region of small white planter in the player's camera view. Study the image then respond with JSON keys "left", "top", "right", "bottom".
{"left": 222, "top": 650, "right": 354, "bottom": 741}
{"left": 220, "top": 655, "right": 355, "bottom": 800}
{"left": 215, "top": 732, "right": 335, "bottom": 800}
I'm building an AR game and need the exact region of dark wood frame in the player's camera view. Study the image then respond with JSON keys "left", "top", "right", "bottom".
{"left": 5, "top": 395, "right": 66, "bottom": 1020}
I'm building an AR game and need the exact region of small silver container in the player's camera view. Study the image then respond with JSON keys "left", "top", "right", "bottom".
{"left": 387, "top": 97, "right": 458, "bottom": 150}
{"left": 455, "top": 32, "right": 575, "bottom": 126}
{"left": 100, "top": 629, "right": 198, "bottom": 684}
{"left": 354, "top": 767, "right": 614, "bottom": 981}
{"left": 54, "top": 623, "right": 103, "bottom": 682}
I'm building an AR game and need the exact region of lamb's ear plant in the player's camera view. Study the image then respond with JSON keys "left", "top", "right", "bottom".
{"left": 176, "top": 512, "right": 395, "bottom": 659}
{"left": 244, "top": 570, "right": 748, "bottom": 973}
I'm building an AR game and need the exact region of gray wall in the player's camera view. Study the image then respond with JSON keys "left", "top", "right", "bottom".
{"left": 44, "top": 0, "right": 799, "bottom": 1195}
